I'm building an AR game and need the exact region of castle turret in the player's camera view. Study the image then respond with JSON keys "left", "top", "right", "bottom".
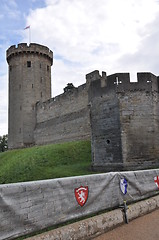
{"left": 7, "top": 43, "right": 53, "bottom": 149}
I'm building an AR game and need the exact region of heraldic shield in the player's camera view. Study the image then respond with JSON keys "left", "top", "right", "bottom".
{"left": 120, "top": 178, "right": 128, "bottom": 195}
{"left": 154, "top": 176, "right": 159, "bottom": 189}
{"left": 74, "top": 186, "right": 89, "bottom": 207}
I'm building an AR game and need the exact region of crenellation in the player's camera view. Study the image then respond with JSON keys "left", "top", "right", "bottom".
{"left": 90, "top": 72, "right": 159, "bottom": 93}
{"left": 18, "top": 43, "right": 28, "bottom": 48}
{"left": 101, "top": 71, "right": 107, "bottom": 87}
{"left": 7, "top": 43, "right": 53, "bottom": 64}
{"left": 86, "top": 70, "right": 102, "bottom": 86}
{"left": 86, "top": 70, "right": 107, "bottom": 85}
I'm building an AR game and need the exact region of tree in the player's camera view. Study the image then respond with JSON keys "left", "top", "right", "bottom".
{"left": 0, "top": 135, "right": 8, "bottom": 152}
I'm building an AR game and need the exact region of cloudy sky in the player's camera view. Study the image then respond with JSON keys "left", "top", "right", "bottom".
{"left": 0, "top": 0, "right": 159, "bottom": 136}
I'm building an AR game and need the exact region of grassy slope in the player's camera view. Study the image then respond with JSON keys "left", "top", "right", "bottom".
{"left": 0, "top": 140, "right": 93, "bottom": 184}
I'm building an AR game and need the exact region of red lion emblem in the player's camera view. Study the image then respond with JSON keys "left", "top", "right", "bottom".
{"left": 74, "top": 186, "right": 89, "bottom": 207}
{"left": 154, "top": 176, "right": 159, "bottom": 189}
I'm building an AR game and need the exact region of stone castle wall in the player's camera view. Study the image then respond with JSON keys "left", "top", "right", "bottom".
{"left": 33, "top": 70, "right": 107, "bottom": 146}
{"left": 89, "top": 71, "right": 159, "bottom": 171}
{"left": 34, "top": 83, "right": 91, "bottom": 145}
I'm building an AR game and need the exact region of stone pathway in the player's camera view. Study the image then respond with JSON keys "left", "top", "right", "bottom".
{"left": 94, "top": 208, "right": 159, "bottom": 240}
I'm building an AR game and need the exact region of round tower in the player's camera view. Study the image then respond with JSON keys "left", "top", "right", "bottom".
{"left": 6, "top": 43, "right": 53, "bottom": 149}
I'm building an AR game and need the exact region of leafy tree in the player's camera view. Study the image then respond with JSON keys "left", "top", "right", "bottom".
{"left": 0, "top": 135, "right": 8, "bottom": 152}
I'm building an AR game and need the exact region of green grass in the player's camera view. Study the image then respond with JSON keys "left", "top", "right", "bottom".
{"left": 0, "top": 140, "right": 94, "bottom": 184}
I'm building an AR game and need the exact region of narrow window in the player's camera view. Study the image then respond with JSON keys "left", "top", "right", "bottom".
{"left": 41, "top": 92, "right": 42, "bottom": 98}
{"left": 27, "top": 61, "right": 31, "bottom": 67}
{"left": 32, "top": 84, "right": 34, "bottom": 88}
{"left": 19, "top": 128, "right": 21, "bottom": 133}
{"left": 20, "top": 105, "right": 22, "bottom": 111}
{"left": 47, "top": 65, "right": 49, "bottom": 71}
{"left": 9, "top": 65, "right": 12, "bottom": 71}
{"left": 40, "top": 63, "right": 41, "bottom": 68}
{"left": 19, "top": 84, "right": 21, "bottom": 90}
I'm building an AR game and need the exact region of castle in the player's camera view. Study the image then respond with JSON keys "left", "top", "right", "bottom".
{"left": 7, "top": 43, "right": 159, "bottom": 171}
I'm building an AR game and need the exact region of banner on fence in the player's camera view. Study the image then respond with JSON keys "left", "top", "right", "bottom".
{"left": 0, "top": 169, "right": 159, "bottom": 240}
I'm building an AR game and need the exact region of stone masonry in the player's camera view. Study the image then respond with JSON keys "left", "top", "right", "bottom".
{"left": 7, "top": 43, "right": 53, "bottom": 149}
{"left": 89, "top": 71, "right": 159, "bottom": 171}
{"left": 6, "top": 43, "right": 159, "bottom": 171}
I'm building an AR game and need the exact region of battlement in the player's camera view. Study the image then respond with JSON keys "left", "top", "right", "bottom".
{"left": 36, "top": 83, "right": 86, "bottom": 112}
{"left": 86, "top": 70, "right": 107, "bottom": 86}
{"left": 87, "top": 71, "right": 159, "bottom": 93}
{"left": 109, "top": 72, "right": 159, "bottom": 92}
{"left": 86, "top": 70, "right": 102, "bottom": 81}
{"left": 6, "top": 43, "right": 53, "bottom": 64}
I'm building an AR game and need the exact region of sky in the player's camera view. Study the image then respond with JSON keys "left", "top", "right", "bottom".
{"left": 1, "top": 0, "right": 159, "bottom": 136}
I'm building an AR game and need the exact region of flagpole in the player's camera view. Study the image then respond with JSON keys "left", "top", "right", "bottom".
{"left": 29, "top": 26, "right": 31, "bottom": 44}
{"left": 24, "top": 25, "right": 31, "bottom": 45}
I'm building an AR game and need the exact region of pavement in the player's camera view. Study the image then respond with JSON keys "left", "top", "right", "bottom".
{"left": 94, "top": 208, "right": 159, "bottom": 240}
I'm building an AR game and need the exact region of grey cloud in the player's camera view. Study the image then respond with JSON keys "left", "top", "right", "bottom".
{"left": 116, "top": 15, "right": 159, "bottom": 76}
